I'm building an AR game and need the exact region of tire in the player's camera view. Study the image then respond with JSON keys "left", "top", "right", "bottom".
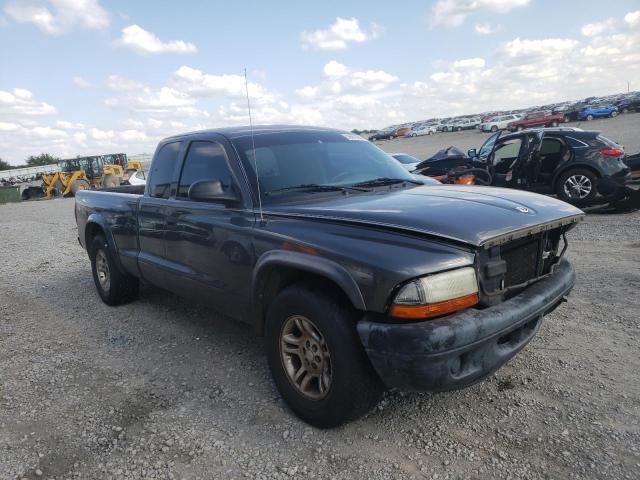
{"left": 611, "top": 111, "right": 618, "bottom": 118}
{"left": 443, "top": 127, "right": 448, "bottom": 132}
{"left": 622, "top": 108, "right": 629, "bottom": 114}
{"left": 586, "top": 114, "right": 594, "bottom": 121}
{"left": 551, "top": 121, "right": 559, "bottom": 127}
{"left": 265, "top": 283, "right": 383, "bottom": 428}
{"left": 71, "top": 179, "right": 90, "bottom": 195}
{"left": 517, "top": 126, "right": 524, "bottom": 131}
{"left": 456, "top": 127, "right": 462, "bottom": 132}
{"left": 491, "top": 125, "right": 498, "bottom": 132}
{"left": 563, "top": 115, "right": 570, "bottom": 123}
{"left": 90, "top": 234, "right": 139, "bottom": 306}
{"left": 556, "top": 169, "right": 598, "bottom": 205}
{"left": 102, "top": 174, "right": 120, "bottom": 189}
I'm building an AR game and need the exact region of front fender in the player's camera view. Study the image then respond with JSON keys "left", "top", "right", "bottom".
{"left": 251, "top": 250, "right": 366, "bottom": 333}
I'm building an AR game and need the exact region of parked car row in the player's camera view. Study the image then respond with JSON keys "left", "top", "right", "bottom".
{"left": 368, "top": 90, "right": 639, "bottom": 143}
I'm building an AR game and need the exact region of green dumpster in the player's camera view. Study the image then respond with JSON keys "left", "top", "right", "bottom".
{"left": 0, "top": 185, "right": 21, "bottom": 203}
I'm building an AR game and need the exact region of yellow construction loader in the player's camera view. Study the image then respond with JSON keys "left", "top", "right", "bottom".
{"left": 42, "top": 153, "right": 141, "bottom": 198}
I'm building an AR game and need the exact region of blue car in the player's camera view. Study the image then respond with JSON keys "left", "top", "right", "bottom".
{"left": 577, "top": 104, "right": 618, "bottom": 121}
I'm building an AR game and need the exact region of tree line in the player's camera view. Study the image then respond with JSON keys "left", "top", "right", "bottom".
{"left": 0, "top": 153, "right": 61, "bottom": 171}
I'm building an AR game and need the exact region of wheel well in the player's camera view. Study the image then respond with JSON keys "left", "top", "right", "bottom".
{"left": 85, "top": 222, "right": 105, "bottom": 257}
{"left": 255, "top": 266, "right": 354, "bottom": 336}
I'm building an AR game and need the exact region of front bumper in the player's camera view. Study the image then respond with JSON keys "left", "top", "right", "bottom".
{"left": 357, "top": 259, "right": 575, "bottom": 391}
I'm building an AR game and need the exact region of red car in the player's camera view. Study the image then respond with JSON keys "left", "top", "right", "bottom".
{"left": 507, "top": 111, "right": 567, "bottom": 131}
{"left": 392, "top": 127, "right": 412, "bottom": 138}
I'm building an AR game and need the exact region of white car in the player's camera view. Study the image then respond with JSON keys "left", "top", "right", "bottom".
{"left": 127, "top": 170, "right": 147, "bottom": 186}
{"left": 405, "top": 124, "right": 437, "bottom": 137}
{"left": 390, "top": 153, "right": 421, "bottom": 172}
{"left": 442, "top": 118, "right": 481, "bottom": 132}
{"left": 480, "top": 114, "right": 523, "bottom": 132}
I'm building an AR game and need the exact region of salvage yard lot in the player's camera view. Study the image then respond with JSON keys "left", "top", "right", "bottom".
{"left": 374, "top": 111, "right": 640, "bottom": 160}
{"left": 1, "top": 174, "right": 640, "bottom": 478}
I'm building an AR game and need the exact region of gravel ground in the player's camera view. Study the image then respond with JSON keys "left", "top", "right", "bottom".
{"left": 374, "top": 111, "right": 640, "bottom": 160}
{"left": 1, "top": 195, "right": 639, "bottom": 479}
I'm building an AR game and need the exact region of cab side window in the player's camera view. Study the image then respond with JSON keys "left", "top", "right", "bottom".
{"left": 148, "top": 141, "right": 181, "bottom": 198}
{"left": 178, "top": 141, "right": 233, "bottom": 198}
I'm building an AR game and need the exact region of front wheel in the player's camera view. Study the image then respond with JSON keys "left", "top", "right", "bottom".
{"left": 265, "top": 284, "right": 383, "bottom": 428}
{"left": 611, "top": 111, "right": 618, "bottom": 117}
{"left": 491, "top": 125, "right": 498, "bottom": 132}
{"left": 556, "top": 169, "right": 598, "bottom": 205}
{"left": 90, "top": 234, "right": 139, "bottom": 305}
{"left": 586, "top": 114, "right": 594, "bottom": 121}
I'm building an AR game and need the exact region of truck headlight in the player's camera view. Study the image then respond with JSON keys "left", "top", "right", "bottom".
{"left": 390, "top": 267, "right": 479, "bottom": 319}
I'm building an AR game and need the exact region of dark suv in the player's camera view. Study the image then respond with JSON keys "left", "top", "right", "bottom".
{"left": 467, "top": 128, "right": 630, "bottom": 205}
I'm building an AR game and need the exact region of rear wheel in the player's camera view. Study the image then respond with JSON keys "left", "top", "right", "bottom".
{"left": 556, "top": 169, "right": 598, "bottom": 205}
{"left": 90, "top": 234, "right": 139, "bottom": 305}
{"left": 491, "top": 125, "right": 498, "bottom": 132}
{"left": 265, "top": 284, "right": 383, "bottom": 428}
{"left": 71, "top": 179, "right": 90, "bottom": 195}
{"left": 456, "top": 127, "right": 462, "bottom": 132}
{"left": 586, "top": 114, "right": 594, "bottom": 121}
{"left": 611, "top": 111, "right": 618, "bottom": 117}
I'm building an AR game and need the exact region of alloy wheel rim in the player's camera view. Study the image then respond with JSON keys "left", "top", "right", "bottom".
{"left": 96, "top": 249, "right": 111, "bottom": 291}
{"left": 279, "top": 315, "right": 332, "bottom": 400}
{"left": 564, "top": 175, "right": 592, "bottom": 199}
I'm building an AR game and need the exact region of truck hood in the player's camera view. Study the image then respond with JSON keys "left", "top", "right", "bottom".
{"left": 266, "top": 185, "right": 584, "bottom": 247}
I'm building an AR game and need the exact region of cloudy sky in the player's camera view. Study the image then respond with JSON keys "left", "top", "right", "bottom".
{"left": 1, "top": 0, "right": 639, "bottom": 165}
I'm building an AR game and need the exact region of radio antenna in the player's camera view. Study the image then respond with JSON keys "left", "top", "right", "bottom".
{"left": 244, "top": 68, "right": 264, "bottom": 222}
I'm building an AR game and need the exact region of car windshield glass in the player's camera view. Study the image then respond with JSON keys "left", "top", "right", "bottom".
{"left": 233, "top": 130, "right": 416, "bottom": 201}
{"left": 478, "top": 131, "right": 501, "bottom": 161}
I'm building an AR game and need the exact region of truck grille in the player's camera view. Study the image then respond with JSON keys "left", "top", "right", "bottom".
{"left": 500, "top": 236, "right": 541, "bottom": 287}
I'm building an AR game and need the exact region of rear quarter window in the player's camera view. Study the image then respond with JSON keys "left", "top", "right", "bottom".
{"left": 148, "top": 141, "right": 181, "bottom": 198}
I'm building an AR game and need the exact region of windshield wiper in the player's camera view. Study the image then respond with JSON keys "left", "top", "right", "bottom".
{"left": 352, "top": 177, "right": 423, "bottom": 188}
{"left": 265, "top": 184, "right": 369, "bottom": 195}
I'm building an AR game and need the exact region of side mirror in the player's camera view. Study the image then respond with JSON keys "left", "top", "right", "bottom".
{"left": 467, "top": 148, "right": 477, "bottom": 158}
{"left": 188, "top": 179, "right": 238, "bottom": 204}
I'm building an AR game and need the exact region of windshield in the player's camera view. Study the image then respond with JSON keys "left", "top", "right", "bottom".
{"left": 232, "top": 130, "right": 415, "bottom": 201}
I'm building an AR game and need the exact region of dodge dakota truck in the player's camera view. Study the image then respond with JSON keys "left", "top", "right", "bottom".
{"left": 75, "top": 125, "right": 584, "bottom": 427}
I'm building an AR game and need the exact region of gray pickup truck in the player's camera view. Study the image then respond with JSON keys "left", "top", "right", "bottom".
{"left": 75, "top": 125, "right": 584, "bottom": 427}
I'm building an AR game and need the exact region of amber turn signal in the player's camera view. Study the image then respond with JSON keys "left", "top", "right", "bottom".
{"left": 390, "top": 292, "right": 479, "bottom": 320}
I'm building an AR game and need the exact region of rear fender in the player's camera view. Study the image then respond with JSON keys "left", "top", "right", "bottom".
{"left": 85, "top": 213, "right": 126, "bottom": 273}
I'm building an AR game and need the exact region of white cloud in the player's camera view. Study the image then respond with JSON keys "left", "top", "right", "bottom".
{"left": 72, "top": 76, "right": 91, "bottom": 88}
{"left": 3, "top": 0, "right": 109, "bottom": 35}
{"left": 56, "top": 120, "right": 84, "bottom": 130}
{"left": 105, "top": 74, "right": 144, "bottom": 92}
{"left": 301, "top": 17, "right": 382, "bottom": 50}
{"left": 625, "top": 10, "right": 640, "bottom": 28}
{"left": 452, "top": 57, "right": 486, "bottom": 70}
{"left": 171, "top": 66, "right": 249, "bottom": 98}
{"left": 323, "top": 60, "right": 349, "bottom": 77}
{"left": 0, "top": 88, "right": 56, "bottom": 117}
{"left": 431, "top": 0, "right": 530, "bottom": 28}
{"left": 116, "top": 24, "right": 197, "bottom": 55}
{"left": 475, "top": 22, "right": 499, "bottom": 35}
{"left": 581, "top": 19, "right": 615, "bottom": 37}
